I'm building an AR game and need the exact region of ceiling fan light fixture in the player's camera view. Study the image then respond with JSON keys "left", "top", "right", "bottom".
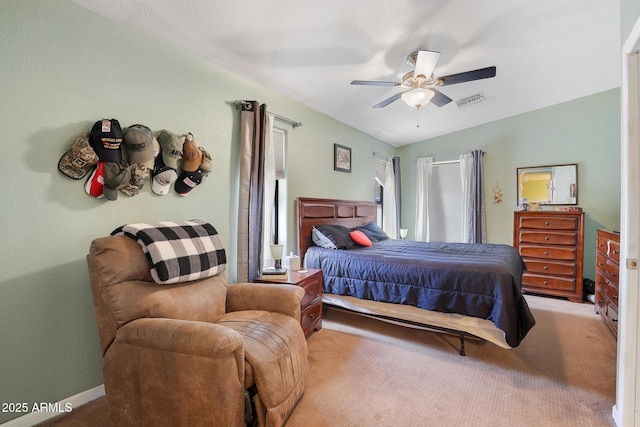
{"left": 401, "top": 88, "right": 435, "bottom": 109}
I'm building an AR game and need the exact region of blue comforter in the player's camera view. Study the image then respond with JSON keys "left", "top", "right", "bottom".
{"left": 305, "top": 239, "right": 535, "bottom": 347}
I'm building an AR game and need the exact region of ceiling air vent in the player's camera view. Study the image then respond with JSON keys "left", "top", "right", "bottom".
{"left": 456, "top": 92, "right": 486, "bottom": 108}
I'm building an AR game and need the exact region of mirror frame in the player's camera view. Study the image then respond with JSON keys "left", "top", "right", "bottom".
{"left": 516, "top": 163, "right": 578, "bottom": 206}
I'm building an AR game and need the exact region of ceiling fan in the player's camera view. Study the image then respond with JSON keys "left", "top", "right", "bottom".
{"left": 351, "top": 50, "right": 496, "bottom": 110}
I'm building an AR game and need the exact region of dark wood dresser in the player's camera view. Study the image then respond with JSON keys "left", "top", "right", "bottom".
{"left": 513, "top": 210, "right": 585, "bottom": 302}
{"left": 254, "top": 268, "right": 323, "bottom": 338}
{"left": 594, "top": 229, "right": 620, "bottom": 337}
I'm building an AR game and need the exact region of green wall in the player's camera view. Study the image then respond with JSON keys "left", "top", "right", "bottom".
{"left": 0, "top": 0, "right": 622, "bottom": 423}
{"left": 0, "top": 1, "right": 392, "bottom": 422}
{"left": 399, "top": 89, "right": 621, "bottom": 281}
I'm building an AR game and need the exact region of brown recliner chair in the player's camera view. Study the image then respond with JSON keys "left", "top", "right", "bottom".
{"left": 87, "top": 234, "right": 309, "bottom": 427}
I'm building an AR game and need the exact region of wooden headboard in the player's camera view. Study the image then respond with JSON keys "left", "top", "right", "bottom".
{"left": 296, "top": 197, "right": 377, "bottom": 261}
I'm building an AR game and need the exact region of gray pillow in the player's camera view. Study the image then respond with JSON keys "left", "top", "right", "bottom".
{"left": 312, "top": 224, "right": 355, "bottom": 249}
{"left": 352, "top": 222, "right": 389, "bottom": 243}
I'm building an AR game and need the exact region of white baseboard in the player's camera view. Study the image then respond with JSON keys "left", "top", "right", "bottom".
{"left": 611, "top": 404, "right": 620, "bottom": 427}
{"left": 1, "top": 384, "right": 105, "bottom": 427}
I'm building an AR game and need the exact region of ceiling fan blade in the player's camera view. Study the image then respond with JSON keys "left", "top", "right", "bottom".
{"left": 414, "top": 50, "right": 440, "bottom": 79}
{"left": 430, "top": 89, "right": 453, "bottom": 107}
{"left": 351, "top": 80, "right": 400, "bottom": 86}
{"left": 438, "top": 66, "right": 497, "bottom": 86}
{"left": 372, "top": 92, "right": 405, "bottom": 108}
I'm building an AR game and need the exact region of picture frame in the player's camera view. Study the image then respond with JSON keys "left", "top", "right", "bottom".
{"left": 334, "top": 144, "right": 352, "bottom": 173}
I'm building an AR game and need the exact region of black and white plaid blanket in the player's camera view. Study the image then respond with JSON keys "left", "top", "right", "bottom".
{"left": 112, "top": 220, "right": 227, "bottom": 284}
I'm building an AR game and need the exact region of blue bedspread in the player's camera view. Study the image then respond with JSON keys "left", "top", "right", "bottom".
{"left": 304, "top": 239, "right": 535, "bottom": 347}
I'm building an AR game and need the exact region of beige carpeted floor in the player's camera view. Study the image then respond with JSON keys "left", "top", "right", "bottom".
{"left": 40, "top": 295, "right": 617, "bottom": 427}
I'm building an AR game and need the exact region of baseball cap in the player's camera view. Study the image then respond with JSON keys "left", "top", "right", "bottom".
{"left": 103, "top": 161, "right": 131, "bottom": 201}
{"left": 84, "top": 161, "right": 105, "bottom": 198}
{"left": 199, "top": 146, "right": 213, "bottom": 173}
{"left": 120, "top": 163, "right": 151, "bottom": 196}
{"left": 174, "top": 134, "right": 203, "bottom": 196}
{"left": 151, "top": 154, "right": 178, "bottom": 196}
{"left": 90, "top": 119, "right": 124, "bottom": 162}
{"left": 156, "top": 129, "right": 182, "bottom": 169}
{"left": 58, "top": 132, "right": 99, "bottom": 179}
{"left": 123, "top": 124, "right": 155, "bottom": 168}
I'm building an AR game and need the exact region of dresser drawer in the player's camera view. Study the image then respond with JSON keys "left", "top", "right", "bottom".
{"left": 522, "top": 273, "right": 576, "bottom": 292}
{"left": 518, "top": 216, "right": 578, "bottom": 230}
{"left": 594, "top": 286, "right": 608, "bottom": 316}
{"left": 300, "top": 300, "right": 322, "bottom": 335}
{"left": 605, "top": 301, "right": 619, "bottom": 335}
{"left": 519, "top": 245, "right": 577, "bottom": 261}
{"left": 299, "top": 276, "right": 322, "bottom": 308}
{"left": 519, "top": 230, "right": 577, "bottom": 245}
{"left": 523, "top": 259, "right": 576, "bottom": 277}
{"left": 604, "top": 277, "right": 619, "bottom": 303}
{"left": 597, "top": 236, "right": 620, "bottom": 262}
{"left": 604, "top": 259, "right": 619, "bottom": 285}
{"left": 596, "top": 252, "right": 608, "bottom": 273}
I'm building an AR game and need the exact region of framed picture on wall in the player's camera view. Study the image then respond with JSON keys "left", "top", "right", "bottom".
{"left": 334, "top": 144, "right": 351, "bottom": 173}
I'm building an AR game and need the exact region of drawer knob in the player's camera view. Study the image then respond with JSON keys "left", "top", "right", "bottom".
{"left": 309, "top": 313, "right": 315, "bottom": 318}
{"left": 543, "top": 280, "right": 548, "bottom": 285}
{"left": 544, "top": 221, "right": 550, "bottom": 226}
{"left": 544, "top": 236, "right": 550, "bottom": 241}
{"left": 544, "top": 251, "right": 549, "bottom": 255}
{"left": 543, "top": 266, "right": 549, "bottom": 270}
{"left": 613, "top": 295, "right": 618, "bottom": 300}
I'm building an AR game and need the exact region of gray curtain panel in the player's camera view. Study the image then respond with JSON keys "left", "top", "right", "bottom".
{"left": 237, "top": 101, "right": 267, "bottom": 282}
{"left": 471, "top": 149, "right": 486, "bottom": 243}
{"left": 392, "top": 156, "right": 402, "bottom": 234}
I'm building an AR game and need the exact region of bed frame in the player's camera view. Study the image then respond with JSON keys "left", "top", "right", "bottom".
{"left": 296, "top": 196, "right": 509, "bottom": 355}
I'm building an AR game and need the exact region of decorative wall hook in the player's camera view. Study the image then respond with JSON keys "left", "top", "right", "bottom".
{"left": 493, "top": 182, "right": 503, "bottom": 204}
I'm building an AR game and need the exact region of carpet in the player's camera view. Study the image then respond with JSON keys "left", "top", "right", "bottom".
{"left": 39, "top": 295, "right": 617, "bottom": 427}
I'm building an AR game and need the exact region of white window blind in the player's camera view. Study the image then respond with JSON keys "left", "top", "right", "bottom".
{"left": 272, "top": 128, "right": 286, "bottom": 179}
{"left": 375, "top": 158, "right": 386, "bottom": 186}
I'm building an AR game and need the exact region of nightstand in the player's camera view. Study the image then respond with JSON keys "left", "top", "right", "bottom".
{"left": 254, "top": 268, "right": 322, "bottom": 338}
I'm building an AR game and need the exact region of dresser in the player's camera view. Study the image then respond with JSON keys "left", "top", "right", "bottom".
{"left": 513, "top": 211, "right": 585, "bottom": 302}
{"left": 254, "top": 268, "right": 323, "bottom": 338}
{"left": 594, "top": 229, "right": 620, "bottom": 337}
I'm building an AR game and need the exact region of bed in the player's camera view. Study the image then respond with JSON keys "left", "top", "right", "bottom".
{"left": 296, "top": 197, "right": 536, "bottom": 355}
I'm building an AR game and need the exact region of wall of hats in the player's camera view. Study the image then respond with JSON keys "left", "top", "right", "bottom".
{"left": 58, "top": 119, "right": 212, "bottom": 199}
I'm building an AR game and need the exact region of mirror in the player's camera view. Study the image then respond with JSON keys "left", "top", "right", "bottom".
{"left": 517, "top": 163, "right": 578, "bottom": 206}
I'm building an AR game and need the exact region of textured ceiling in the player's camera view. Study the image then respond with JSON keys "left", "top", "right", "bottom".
{"left": 70, "top": 0, "right": 621, "bottom": 146}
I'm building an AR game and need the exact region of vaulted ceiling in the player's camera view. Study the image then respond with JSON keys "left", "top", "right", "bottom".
{"left": 70, "top": 0, "right": 621, "bottom": 146}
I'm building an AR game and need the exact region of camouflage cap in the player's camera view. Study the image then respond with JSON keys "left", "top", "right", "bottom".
{"left": 103, "top": 161, "right": 131, "bottom": 201}
{"left": 58, "top": 132, "right": 99, "bottom": 179}
{"left": 199, "top": 146, "right": 213, "bottom": 172}
{"left": 120, "top": 162, "right": 151, "bottom": 196}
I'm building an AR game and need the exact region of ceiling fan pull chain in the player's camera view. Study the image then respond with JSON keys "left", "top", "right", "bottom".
{"left": 416, "top": 108, "right": 420, "bottom": 127}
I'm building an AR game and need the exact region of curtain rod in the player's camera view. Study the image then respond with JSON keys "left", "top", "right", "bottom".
{"left": 234, "top": 100, "right": 303, "bottom": 129}
{"left": 417, "top": 156, "right": 459, "bottom": 165}
{"left": 372, "top": 151, "right": 390, "bottom": 160}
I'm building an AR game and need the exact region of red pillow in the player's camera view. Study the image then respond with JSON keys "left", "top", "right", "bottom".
{"left": 350, "top": 230, "right": 373, "bottom": 247}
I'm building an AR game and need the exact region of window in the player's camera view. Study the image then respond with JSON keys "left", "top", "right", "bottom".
{"left": 374, "top": 158, "right": 386, "bottom": 227}
{"left": 429, "top": 161, "right": 463, "bottom": 242}
{"left": 272, "top": 127, "right": 286, "bottom": 245}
